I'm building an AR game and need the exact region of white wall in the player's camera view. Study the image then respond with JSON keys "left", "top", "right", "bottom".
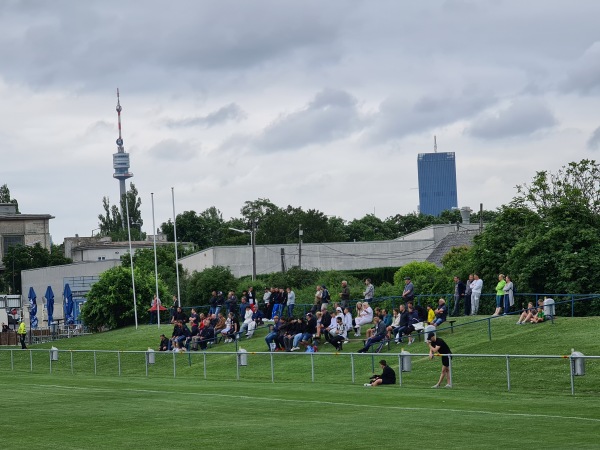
{"left": 20, "top": 260, "right": 120, "bottom": 326}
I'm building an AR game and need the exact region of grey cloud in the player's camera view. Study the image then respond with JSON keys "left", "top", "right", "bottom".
{"left": 254, "top": 88, "right": 365, "bottom": 152}
{"left": 0, "top": 1, "right": 345, "bottom": 91}
{"left": 588, "top": 126, "right": 600, "bottom": 150}
{"left": 147, "top": 139, "right": 198, "bottom": 161}
{"left": 467, "top": 98, "right": 557, "bottom": 139}
{"left": 368, "top": 88, "right": 496, "bottom": 143}
{"left": 165, "top": 103, "right": 246, "bottom": 129}
{"left": 561, "top": 41, "right": 600, "bottom": 94}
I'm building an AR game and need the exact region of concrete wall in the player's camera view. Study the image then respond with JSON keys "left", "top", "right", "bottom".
{"left": 181, "top": 239, "right": 437, "bottom": 278}
{"left": 20, "top": 260, "right": 120, "bottom": 325}
{"left": 0, "top": 214, "right": 52, "bottom": 269}
{"left": 180, "top": 223, "right": 484, "bottom": 278}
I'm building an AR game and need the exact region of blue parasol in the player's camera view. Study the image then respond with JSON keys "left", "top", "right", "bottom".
{"left": 45, "top": 285, "right": 54, "bottom": 325}
{"left": 63, "top": 283, "right": 74, "bottom": 325}
{"left": 28, "top": 287, "right": 38, "bottom": 329}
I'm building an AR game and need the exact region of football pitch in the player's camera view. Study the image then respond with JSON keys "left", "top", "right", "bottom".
{"left": 3, "top": 372, "right": 599, "bottom": 449}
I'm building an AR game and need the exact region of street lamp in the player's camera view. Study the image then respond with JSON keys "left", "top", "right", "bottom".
{"left": 229, "top": 225, "right": 256, "bottom": 281}
{"left": 91, "top": 228, "right": 101, "bottom": 237}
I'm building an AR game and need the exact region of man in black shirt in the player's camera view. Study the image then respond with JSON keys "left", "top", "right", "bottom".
{"left": 427, "top": 333, "right": 452, "bottom": 388}
{"left": 364, "top": 359, "right": 396, "bottom": 387}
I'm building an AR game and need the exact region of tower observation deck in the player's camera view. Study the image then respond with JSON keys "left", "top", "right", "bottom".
{"left": 113, "top": 89, "right": 133, "bottom": 199}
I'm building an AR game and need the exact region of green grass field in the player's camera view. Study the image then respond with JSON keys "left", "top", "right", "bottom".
{"left": 1, "top": 315, "right": 599, "bottom": 449}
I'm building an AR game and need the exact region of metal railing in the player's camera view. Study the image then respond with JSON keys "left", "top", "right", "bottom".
{"left": 0, "top": 348, "right": 596, "bottom": 396}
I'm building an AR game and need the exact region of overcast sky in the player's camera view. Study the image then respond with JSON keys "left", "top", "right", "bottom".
{"left": 2, "top": 0, "right": 599, "bottom": 243}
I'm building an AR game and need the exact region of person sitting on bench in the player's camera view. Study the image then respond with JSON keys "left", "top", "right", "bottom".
{"left": 432, "top": 298, "right": 448, "bottom": 327}
{"left": 327, "top": 316, "right": 347, "bottom": 351}
{"left": 357, "top": 316, "right": 387, "bottom": 353}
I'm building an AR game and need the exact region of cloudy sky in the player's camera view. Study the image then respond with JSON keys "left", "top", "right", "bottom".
{"left": 1, "top": 0, "right": 599, "bottom": 243}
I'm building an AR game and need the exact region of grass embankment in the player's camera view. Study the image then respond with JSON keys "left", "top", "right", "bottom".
{"left": 2, "top": 315, "right": 598, "bottom": 396}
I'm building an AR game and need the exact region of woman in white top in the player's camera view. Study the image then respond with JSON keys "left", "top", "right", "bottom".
{"left": 353, "top": 302, "right": 374, "bottom": 336}
{"left": 503, "top": 275, "right": 514, "bottom": 315}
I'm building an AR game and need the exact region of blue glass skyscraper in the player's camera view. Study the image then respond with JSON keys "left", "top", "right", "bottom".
{"left": 417, "top": 152, "right": 458, "bottom": 216}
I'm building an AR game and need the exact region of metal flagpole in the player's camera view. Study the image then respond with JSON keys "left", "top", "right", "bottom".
{"left": 125, "top": 189, "right": 138, "bottom": 329}
{"left": 151, "top": 193, "right": 160, "bottom": 328}
{"left": 171, "top": 187, "right": 181, "bottom": 307}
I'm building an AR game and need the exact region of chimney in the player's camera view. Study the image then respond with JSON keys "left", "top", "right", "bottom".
{"left": 460, "top": 206, "right": 472, "bottom": 224}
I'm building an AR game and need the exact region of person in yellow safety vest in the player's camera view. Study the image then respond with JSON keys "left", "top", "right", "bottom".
{"left": 17, "top": 320, "right": 27, "bottom": 349}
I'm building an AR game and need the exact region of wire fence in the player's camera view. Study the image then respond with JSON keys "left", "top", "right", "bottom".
{"left": 0, "top": 348, "right": 597, "bottom": 396}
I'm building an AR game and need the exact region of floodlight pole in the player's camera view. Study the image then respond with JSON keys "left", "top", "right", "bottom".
{"left": 126, "top": 188, "right": 139, "bottom": 329}
{"left": 151, "top": 193, "right": 160, "bottom": 328}
{"left": 171, "top": 187, "right": 181, "bottom": 307}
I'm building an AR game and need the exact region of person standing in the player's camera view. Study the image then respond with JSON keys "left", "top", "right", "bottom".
{"left": 402, "top": 277, "right": 414, "bottom": 303}
{"left": 464, "top": 274, "right": 473, "bottom": 316}
{"left": 493, "top": 274, "right": 506, "bottom": 316}
{"left": 170, "top": 295, "right": 178, "bottom": 323}
{"left": 286, "top": 287, "right": 295, "bottom": 318}
{"left": 503, "top": 275, "right": 514, "bottom": 315}
{"left": 247, "top": 286, "right": 256, "bottom": 310}
{"left": 263, "top": 288, "right": 272, "bottom": 319}
{"left": 339, "top": 280, "right": 350, "bottom": 309}
{"left": 17, "top": 319, "right": 27, "bottom": 349}
{"left": 215, "top": 291, "right": 225, "bottom": 317}
{"left": 271, "top": 287, "right": 282, "bottom": 319}
{"left": 470, "top": 274, "right": 483, "bottom": 315}
{"left": 208, "top": 291, "right": 218, "bottom": 316}
{"left": 451, "top": 276, "right": 466, "bottom": 316}
{"left": 148, "top": 295, "right": 159, "bottom": 325}
{"left": 363, "top": 278, "right": 374, "bottom": 301}
{"left": 428, "top": 333, "right": 452, "bottom": 388}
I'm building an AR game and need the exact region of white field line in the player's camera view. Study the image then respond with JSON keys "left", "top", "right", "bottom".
{"left": 26, "top": 383, "right": 600, "bottom": 423}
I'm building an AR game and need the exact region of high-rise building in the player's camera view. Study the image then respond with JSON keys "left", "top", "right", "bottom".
{"left": 417, "top": 152, "right": 458, "bottom": 216}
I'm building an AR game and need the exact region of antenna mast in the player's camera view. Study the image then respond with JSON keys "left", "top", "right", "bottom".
{"left": 434, "top": 135, "right": 437, "bottom": 153}
{"left": 112, "top": 88, "right": 134, "bottom": 229}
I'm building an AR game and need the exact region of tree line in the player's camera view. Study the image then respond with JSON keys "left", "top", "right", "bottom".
{"left": 81, "top": 159, "right": 600, "bottom": 328}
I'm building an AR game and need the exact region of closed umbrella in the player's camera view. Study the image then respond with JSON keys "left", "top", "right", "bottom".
{"left": 28, "top": 287, "right": 38, "bottom": 329}
{"left": 45, "top": 285, "right": 54, "bottom": 325}
{"left": 63, "top": 283, "right": 74, "bottom": 325}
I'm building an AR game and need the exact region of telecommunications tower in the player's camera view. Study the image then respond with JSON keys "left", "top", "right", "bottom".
{"left": 112, "top": 89, "right": 133, "bottom": 224}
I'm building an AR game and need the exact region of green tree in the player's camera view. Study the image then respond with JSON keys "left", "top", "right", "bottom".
{"left": 2, "top": 244, "right": 72, "bottom": 294}
{"left": 441, "top": 246, "right": 474, "bottom": 281}
{"left": 97, "top": 184, "right": 144, "bottom": 241}
{"left": 346, "top": 214, "right": 396, "bottom": 241}
{"left": 393, "top": 261, "right": 447, "bottom": 297}
{"left": 123, "top": 245, "right": 184, "bottom": 300}
{"left": 385, "top": 212, "right": 436, "bottom": 237}
{"left": 240, "top": 198, "right": 279, "bottom": 225}
{"left": 0, "top": 184, "right": 19, "bottom": 213}
{"left": 162, "top": 207, "right": 225, "bottom": 249}
{"left": 80, "top": 266, "right": 169, "bottom": 330}
{"left": 186, "top": 266, "right": 236, "bottom": 306}
{"left": 513, "top": 159, "right": 600, "bottom": 216}
{"left": 470, "top": 160, "right": 600, "bottom": 296}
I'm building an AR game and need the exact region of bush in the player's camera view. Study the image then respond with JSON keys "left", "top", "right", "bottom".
{"left": 80, "top": 266, "right": 170, "bottom": 330}
{"left": 185, "top": 266, "right": 236, "bottom": 306}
